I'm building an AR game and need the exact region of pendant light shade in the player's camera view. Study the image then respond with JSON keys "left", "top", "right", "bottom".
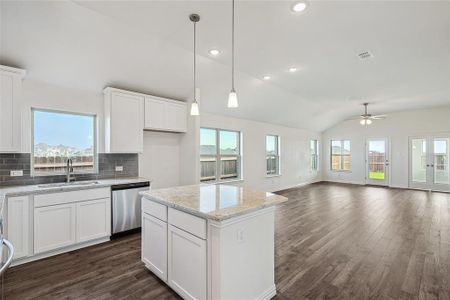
{"left": 228, "top": 89, "right": 238, "bottom": 108}
{"left": 190, "top": 101, "right": 199, "bottom": 116}
{"left": 227, "top": 0, "right": 238, "bottom": 108}
{"left": 190, "top": 14, "right": 200, "bottom": 116}
{"left": 191, "top": 88, "right": 200, "bottom": 116}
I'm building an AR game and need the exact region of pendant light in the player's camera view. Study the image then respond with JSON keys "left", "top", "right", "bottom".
{"left": 190, "top": 14, "right": 200, "bottom": 116}
{"left": 227, "top": 0, "right": 238, "bottom": 108}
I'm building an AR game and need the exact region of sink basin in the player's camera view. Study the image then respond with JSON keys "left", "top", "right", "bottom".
{"left": 37, "top": 181, "right": 100, "bottom": 189}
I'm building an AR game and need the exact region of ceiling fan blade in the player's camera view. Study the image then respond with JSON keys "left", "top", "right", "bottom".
{"left": 346, "top": 116, "right": 363, "bottom": 121}
{"left": 370, "top": 114, "right": 387, "bottom": 120}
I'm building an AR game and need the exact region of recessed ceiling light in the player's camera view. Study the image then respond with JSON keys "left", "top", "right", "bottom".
{"left": 292, "top": 2, "right": 308, "bottom": 13}
{"left": 288, "top": 67, "right": 297, "bottom": 72}
{"left": 208, "top": 49, "right": 221, "bottom": 56}
{"left": 263, "top": 75, "right": 271, "bottom": 80}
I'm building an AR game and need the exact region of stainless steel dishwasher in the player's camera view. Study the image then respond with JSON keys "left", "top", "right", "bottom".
{"left": 111, "top": 181, "right": 150, "bottom": 237}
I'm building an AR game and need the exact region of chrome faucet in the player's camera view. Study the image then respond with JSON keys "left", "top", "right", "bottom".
{"left": 66, "top": 158, "right": 74, "bottom": 183}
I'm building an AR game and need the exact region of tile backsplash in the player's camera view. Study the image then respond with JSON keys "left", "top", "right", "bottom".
{"left": 0, "top": 153, "right": 139, "bottom": 187}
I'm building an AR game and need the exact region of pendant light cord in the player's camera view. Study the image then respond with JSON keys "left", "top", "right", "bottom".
{"left": 193, "top": 21, "right": 197, "bottom": 102}
{"left": 231, "top": 0, "right": 235, "bottom": 91}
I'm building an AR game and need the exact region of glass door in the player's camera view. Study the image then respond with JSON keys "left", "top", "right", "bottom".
{"left": 410, "top": 138, "right": 428, "bottom": 189}
{"left": 409, "top": 136, "right": 450, "bottom": 191}
{"left": 432, "top": 138, "right": 449, "bottom": 189}
{"left": 366, "top": 138, "right": 389, "bottom": 186}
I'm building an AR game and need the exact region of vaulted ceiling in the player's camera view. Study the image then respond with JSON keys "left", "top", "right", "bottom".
{"left": 1, "top": 1, "right": 449, "bottom": 131}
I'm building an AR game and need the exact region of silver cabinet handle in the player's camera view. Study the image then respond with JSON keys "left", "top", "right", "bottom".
{"left": 0, "top": 238, "right": 14, "bottom": 276}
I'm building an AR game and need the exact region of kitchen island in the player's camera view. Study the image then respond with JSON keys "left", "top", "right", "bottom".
{"left": 140, "top": 184, "right": 287, "bottom": 300}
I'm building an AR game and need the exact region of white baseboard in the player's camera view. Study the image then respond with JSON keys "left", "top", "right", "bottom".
{"left": 256, "top": 285, "right": 277, "bottom": 300}
{"left": 274, "top": 180, "right": 321, "bottom": 192}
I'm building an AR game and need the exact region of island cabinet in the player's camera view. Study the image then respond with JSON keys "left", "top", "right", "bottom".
{"left": 141, "top": 184, "right": 288, "bottom": 300}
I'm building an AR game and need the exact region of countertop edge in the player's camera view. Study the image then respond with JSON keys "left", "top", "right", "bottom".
{"left": 0, "top": 177, "right": 151, "bottom": 201}
{"left": 141, "top": 193, "right": 288, "bottom": 222}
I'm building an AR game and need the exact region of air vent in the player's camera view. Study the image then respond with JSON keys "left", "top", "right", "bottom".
{"left": 358, "top": 51, "right": 374, "bottom": 60}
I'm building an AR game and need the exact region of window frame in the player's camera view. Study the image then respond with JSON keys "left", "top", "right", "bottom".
{"left": 199, "top": 127, "right": 242, "bottom": 183}
{"left": 31, "top": 107, "right": 98, "bottom": 177}
{"left": 310, "top": 139, "right": 319, "bottom": 171}
{"left": 266, "top": 134, "right": 280, "bottom": 176}
{"left": 330, "top": 139, "right": 351, "bottom": 172}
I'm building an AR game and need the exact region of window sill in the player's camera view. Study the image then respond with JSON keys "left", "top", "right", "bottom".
{"left": 32, "top": 171, "right": 99, "bottom": 177}
{"left": 266, "top": 174, "right": 281, "bottom": 178}
{"left": 203, "top": 178, "right": 244, "bottom": 185}
{"left": 330, "top": 170, "right": 352, "bottom": 173}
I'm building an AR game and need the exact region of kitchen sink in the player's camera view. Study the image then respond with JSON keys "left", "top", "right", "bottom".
{"left": 37, "top": 181, "right": 100, "bottom": 188}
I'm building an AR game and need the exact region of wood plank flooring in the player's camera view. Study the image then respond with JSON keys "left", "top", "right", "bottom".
{"left": 4, "top": 182, "right": 450, "bottom": 299}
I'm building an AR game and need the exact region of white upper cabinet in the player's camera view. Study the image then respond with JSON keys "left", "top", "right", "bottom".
{"left": 0, "top": 65, "right": 26, "bottom": 152}
{"left": 104, "top": 88, "right": 144, "bottom": 153}
{"left": 144, "top": 96, "right": 187, "bottom": 133}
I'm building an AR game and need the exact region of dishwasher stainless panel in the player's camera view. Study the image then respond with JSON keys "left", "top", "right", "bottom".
{"left": 112, "top": 182, "right": 150, "bottom": 235}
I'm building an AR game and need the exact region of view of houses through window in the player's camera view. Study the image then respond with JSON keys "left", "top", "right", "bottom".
{"left": 266, "top": 135, "right": 280, "bottom": 175}
{"left": 200, "top": 128, "right": 241, "bottom": 182}
{"left": 33, "top": 109, "right": 96, "bottom": 175}
{"left": 331, "top": 140, "right": 351, "bottom": 171}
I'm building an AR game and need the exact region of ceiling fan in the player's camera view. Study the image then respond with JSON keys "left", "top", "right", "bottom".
{"left": 352, "top": 103, "right": 387, "bottom": 125}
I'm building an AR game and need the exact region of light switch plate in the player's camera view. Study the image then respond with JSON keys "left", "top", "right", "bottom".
{"left": 10, "top": 170, "right": 23, "bottom": 177}
{"left": 115, "top": 166, "right": 124, "bottom": 172}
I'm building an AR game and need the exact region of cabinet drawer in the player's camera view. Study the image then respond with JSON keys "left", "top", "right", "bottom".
{"left": 168, "top": 208, "right": 206, "bottom": 239}
{"left": 34, "top": 188, "right": 110, "bottom": 207}
{"left": 142, "top": 199, "right": 167, "bottom": 222}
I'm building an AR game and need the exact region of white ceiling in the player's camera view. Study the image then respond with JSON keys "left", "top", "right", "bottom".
{"left": 1, "top": 0, "right": 449, "bottom": 131}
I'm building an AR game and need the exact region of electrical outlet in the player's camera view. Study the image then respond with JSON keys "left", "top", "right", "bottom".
{"left": 10, "top": 170, "right": 23, "bottom": 177}
{"left": 236, "top": 228, "right": 245, "bottom": 243}
{"left": 115, "top": 166, "right": 124, "bottom": 172}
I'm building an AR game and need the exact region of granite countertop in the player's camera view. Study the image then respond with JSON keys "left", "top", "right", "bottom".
{"left": 141, "top": 184, "right": 288, "bottom": 221}
{"left": 0, "top": 177, "right": 151, "bottom": 217}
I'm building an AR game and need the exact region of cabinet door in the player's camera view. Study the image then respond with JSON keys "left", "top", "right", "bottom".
{"left": 34, "top": 203, "right": 76, "bottom": 254}
{"left": 76, "top": 198, "right": 111, "bottom": 243}
{"left": 142, "top": 213, "right": 168, "bottom": 281}
{"left": 0, "top": 73, "right": 21, "bottom": 152}
{"left": 7, "top": 196, "right": 30, "bottom": 259}
{"left": 110, "top": 92, "right": 144, "bottom": 153}
{"left": 165, "top": 102, "right": 187, "bottom": 132}
{"left": 168, "top": 225, "right": 206, "bottom": 300}
{"left": 144, "top": 97, "right": 166, "bottom": 130}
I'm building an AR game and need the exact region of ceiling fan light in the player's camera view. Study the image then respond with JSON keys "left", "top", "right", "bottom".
{"left": 227, "top": 90, "right": 238, "bottom": 108}
{"left": 366, "top": 119, "right": 372, "bottom": 125}
{"left": 190, "top": 101, "right": 199, "bottom": 116}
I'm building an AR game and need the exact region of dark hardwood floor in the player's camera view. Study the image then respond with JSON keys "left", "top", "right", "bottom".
{"left": 4, "top": 182, "right": 450, "bottom": 299}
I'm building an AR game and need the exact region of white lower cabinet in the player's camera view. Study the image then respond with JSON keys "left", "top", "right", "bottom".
{"left": 7, "top": 196, "right": 31, "bottom": 259}
{"left": 168, "top": 224, "right": 207, "bottom": 300}
{"left": 76, "top": 198, "right": 111, "bottom": 243}
{"left": 34, "top": 203, "right": 77, "bottom": 254}
{"left": 142, "top": 212, "right": 167, "bottom": 281}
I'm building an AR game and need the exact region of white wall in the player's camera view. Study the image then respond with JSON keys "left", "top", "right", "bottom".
{"left": 200, "top": 113, "right": 322, "bottom": 192}
{"left": 139, "top": 131, "right": 181, "bottom": 189}
{"left": 322, "top": 106, "right": 450, "bottom": 188}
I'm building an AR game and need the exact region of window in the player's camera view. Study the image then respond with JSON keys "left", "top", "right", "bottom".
{"left": 331, "top": 140, "right": 350, "bottom": 171}
{"left": 32, "top": 109, "right": 96, "bottom": 175}
{"left": 200, "top": 128, "right": 241, "bottom": 182}
{"left": 266, "top": 135, "right": 280, "bottom": 175}
{"left": 310, "top": 139, "right": 319, "bottom": 171}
